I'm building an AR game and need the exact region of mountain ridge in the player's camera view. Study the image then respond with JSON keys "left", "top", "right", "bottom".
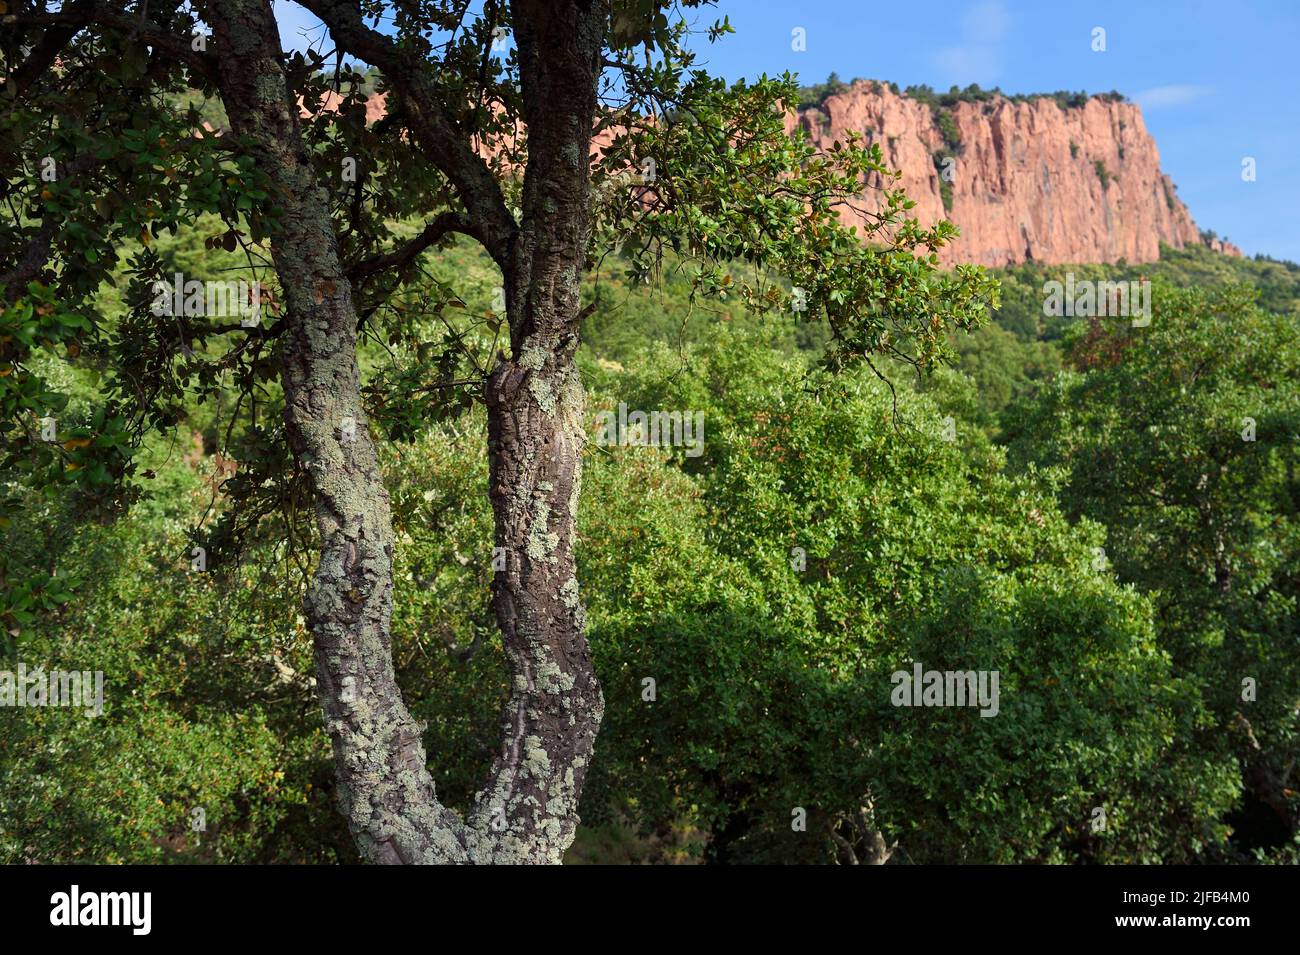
{"left": 300, "top": 77, "right": 1241, "bottom": 270}
{"left": 789, "top": 78, "right": 1240, "bottom": 267}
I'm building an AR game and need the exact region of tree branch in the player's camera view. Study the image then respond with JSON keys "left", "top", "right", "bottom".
{"left": 2, "top": 0, "right": 96, "bottom": 103}
{"left": 7, "top": 2, "right": 220, "bottom": 83}
{"left": 1, "top": 152, "right": 103, "bottom": 293}
{"left": 295, "top": 0, "right": 517, "bottom": 269}
{"left": 0, "top": 221, "right": 56, "bottom": 289}
{"left": 348, "top": 211, "right": 476, "bottom": 284}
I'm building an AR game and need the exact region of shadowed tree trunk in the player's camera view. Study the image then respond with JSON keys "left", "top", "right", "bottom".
{"left": 464, "top": 1, "right": 606, "bottom": 862}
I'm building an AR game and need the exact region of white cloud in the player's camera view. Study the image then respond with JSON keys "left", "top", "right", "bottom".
{"left": 930, "top": 0, "right": 1009, "bottom": 85}
{"left": 1134, "top": 84, "right": 1212, "bottom": 109}
{"left": 963, "top": 0, "right": 1010, "bottom": 44}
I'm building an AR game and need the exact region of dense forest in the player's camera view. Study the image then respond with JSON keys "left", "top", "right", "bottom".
{"left": 4, "top": 229, "right": 1296, "bottom": 863}
{"left": 1, "top": 1, "right": 1297, "bottom": 866}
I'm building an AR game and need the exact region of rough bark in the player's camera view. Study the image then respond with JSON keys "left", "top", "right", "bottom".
{"left": 204, "top": 0, "right": 609, "bottom": 864}
{"left": 829, "top": 805, "right": 896, "bottom": 865}
{"left": 463, "top": 0, "right": 606, "bottom": 864}
{"left": 207, "top": 0, "right": 469, "bottom": 864}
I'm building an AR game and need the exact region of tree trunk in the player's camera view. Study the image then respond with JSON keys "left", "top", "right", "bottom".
{"left": 206, "top": 0, "right": 608, "bottom": 864}
{"left": 207, "top": 0, "right": 469, "bottom": 864}
{"left": 462, "top": 0, "right": 606, "bottom": 864}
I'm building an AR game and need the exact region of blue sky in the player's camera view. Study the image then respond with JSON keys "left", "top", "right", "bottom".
{"left": 687, "top": 0, "right": 1299, "bottom": 262}
{"left": 274, "top": 0, "right": 1299, "bottom": 261}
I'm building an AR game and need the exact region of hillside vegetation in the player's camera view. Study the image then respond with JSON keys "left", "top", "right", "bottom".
{"left": 4, "top": 218, "right": 1297, "bottom": 863}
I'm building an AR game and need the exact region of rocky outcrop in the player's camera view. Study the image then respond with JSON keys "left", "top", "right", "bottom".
{"left": 1204, "top": 235, "right": 1243, "bottom": 257}
{"left": 299, "top": 77, "right": 1235, "bottom": 269}
{"left": 793, "top": 81, "right": 1232, "bottom": 267}
{"left": 303, "top": 89, "right": 390, "bottom": 124}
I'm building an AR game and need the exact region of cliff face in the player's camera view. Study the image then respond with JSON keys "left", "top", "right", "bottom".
{"left": 794, "top": 81, "right": 1237, "bottom": 267}
{"left": 301, "top": 78, "right": 1239, "bottom": 268}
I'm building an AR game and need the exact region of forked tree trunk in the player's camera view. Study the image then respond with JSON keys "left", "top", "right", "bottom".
{"left": 207, "top": 0, "right": 605, "bottom": 863}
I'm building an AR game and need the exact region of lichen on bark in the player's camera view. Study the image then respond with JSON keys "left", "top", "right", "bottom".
{"left": 204, "top": 0, "right": 608, "bottom": 865}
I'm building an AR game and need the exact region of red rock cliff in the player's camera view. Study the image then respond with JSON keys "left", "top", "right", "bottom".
{"left": 794, "top": 80, "right": 1236, "bottom": 267}
{"left": 302, "top": 79, "right": 1239, "bottom": 267}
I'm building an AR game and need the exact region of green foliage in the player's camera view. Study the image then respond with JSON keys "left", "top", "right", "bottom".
{"left": 795, "top": 71, "right": 850, "bottom": 109}
{"left": 945, "top": 245, "right": 1300, "bottom": 438}
{"left": 935, "top": 110, "right": 962, "bottom": 153}
{"left": 0, "top": 446, "right": 344, "bottom": 863}
{"left": 933, "top": 152, "right": 956, "bottom": 213}
{"left": 1007, "top": 283, "right": 1300, "bottom": 855}
{"left": 903, "top": 83, "right": 1125, "bottom": 110}
{"left": 938, "top": 175, "right": 954, "bottom": 214}
{"left": 6, "top": 248, "right": 1296, "bottom": 863}
{"left": 566, "top": 329, "right": 1229, "bottom": 863}
{"left": 1093, "top": 159, "right": 1111, "bottom": 189}
{"left": 943, "top": 322, "right": 1061, "bottom": 431}
{"left": 4, "top": 2, "right": 1295, "bottom": 868}
{"left": 594, "top": 71, "right": 997, "bottom": 374}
